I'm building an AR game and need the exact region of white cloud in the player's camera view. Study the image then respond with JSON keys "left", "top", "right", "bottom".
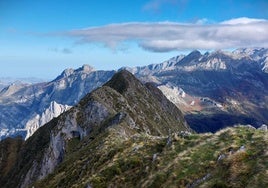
{"left": 66, "top": 17, "right": 268, "bottom": 52}
{"left": 195, "top": 18, "right": 210, "bottom": 25}
{"left": 220, "top": 17, "right": 267, "bottom": 25}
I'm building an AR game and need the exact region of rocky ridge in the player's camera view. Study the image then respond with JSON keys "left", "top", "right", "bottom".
{"left": 0, "top": 48, "right": 268, "bottom": 139}
{"left": 0, "top": 70, "right": 189, "bottom": 188}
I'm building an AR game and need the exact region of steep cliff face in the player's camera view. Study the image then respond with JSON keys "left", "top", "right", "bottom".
{"left": 0, "top": 70, "right": 189, "bottom": 188}
{"left": 25, "top": 101, "right": 71, "bottom": 139}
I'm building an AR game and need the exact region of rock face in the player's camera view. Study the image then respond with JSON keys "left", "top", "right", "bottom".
{"left": 0, "top": 70, "right": 190, "bottom": 188}
{"left": 0, "top": 65, "right": 115, "bottom": 140}
{"left": 258, "top": 124, "right": 268, "bottom": 131}
{"left": 25, "top": 101, "right": 71, "bottom": 139}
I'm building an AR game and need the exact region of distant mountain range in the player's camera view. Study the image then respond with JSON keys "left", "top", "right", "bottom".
{"left": 0, "top": 65, "right": 115, "bottom": 139}
{"left": 127, "top": 47, "right": 268, "bottom": 132}
{"left": 0, "top": 70, "right": 190, "bottom": 188}
{"left": 0, "top": 70, "right": 267, "bottom": 188}
{"left": 0, "top": 47, "right": 268, "bottom": 140}
{"left": 0, "top": 77, "right": 46, "bottom": 91}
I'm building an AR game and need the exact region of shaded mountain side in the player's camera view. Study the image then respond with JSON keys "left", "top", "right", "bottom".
{"left": 185, "top": 113, "right": 259, "bottom": 133}
{"left": 145, "top": 82, "right": 186, "bottom": 123}
{"left": 0, "top": 118, "right": 57, "bottom": 188}
{"left": 127, "top": 48, "right": 268, "bottom": 131}
{"left": 158, "top": 69, "right": 268, "bottom": 130}
{"left": 0, "top": 136, "right": 24, "bottom": 178}
{"left": 0, "top": 70, "right": 189, "bottom": 188}
{"left": 156, "top": 69, "right": 268, "bottom": 102}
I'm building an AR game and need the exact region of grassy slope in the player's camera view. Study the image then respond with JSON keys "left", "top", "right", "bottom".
{"left": 34, "top": 126, "right": 268, "bottom": 188}
{"left": 0, "top": 136, "right": 23, "bottom": 179}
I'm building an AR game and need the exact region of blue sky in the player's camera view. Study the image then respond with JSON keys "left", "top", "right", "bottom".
{"left": 1, "top": 0, "right": 268, "bottom": 79}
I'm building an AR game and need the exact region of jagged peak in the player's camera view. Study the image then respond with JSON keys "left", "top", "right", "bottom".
{"left": 207, "top": 49, "right": 232, "bottom": 59}
{"left": 76, "top": 64, "right": 95, "bottom": 73}
{"left": 188, "top": 50, "right": 202, "bottom": 56}
{"left": 232, "top": 47, "right": 268, "bottom": 60}
{"left": 176, "top": 50, "right": 202, "bottom": 66}
{"left": 54, "top": 64, "right": 95, "bottom": 81}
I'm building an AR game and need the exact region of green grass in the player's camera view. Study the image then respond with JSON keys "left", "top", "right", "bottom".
{"left": 33, "top": 126, "right": 268, "bottom": 188}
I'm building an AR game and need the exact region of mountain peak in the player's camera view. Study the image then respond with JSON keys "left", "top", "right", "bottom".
{"left": 54, "top": 65, "right": 95, "bottom": 81}
{"left": 105, "top": 70, "right": 141, "bottom": 93}
{"left": 176, "top": 50, "right": 202, "bottom": 66}
{"left": 77, "top": 64, "right": 95, "bottom": 73}
{"left": 189, "top": 50, "right": 201, "bottom": 56}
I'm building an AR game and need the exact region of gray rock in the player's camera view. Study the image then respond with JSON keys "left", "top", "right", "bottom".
{"left": 244, "top": 124, "right": 256, "bottom": 130}
{"left": 258, "top": 124, "right": 267, "bottom": 132}
{"left": 238, "top": 145, "right": 246, "bottom": 152}
{"left": 178, "top": 131, "right": 192, "bottom": 138}
{"left": 25, "top": 101, "right": 71, "bottom": 139}
{"left": 152, "top": 153, "right": 158, "bottom": 162}
{"left": 217, "top": 154, "right": 226, "bottom": 162}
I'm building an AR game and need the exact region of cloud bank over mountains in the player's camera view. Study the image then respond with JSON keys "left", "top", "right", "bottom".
{"left": 66, "top": 17, "right": 268, "bottom": 52}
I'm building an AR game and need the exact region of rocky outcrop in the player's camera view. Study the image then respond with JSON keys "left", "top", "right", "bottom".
{"left": 25, "top": 101, "right": 71, "bottom": 139}
{"left": 258, "top": 124, "right": 267, "bottom": 131}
